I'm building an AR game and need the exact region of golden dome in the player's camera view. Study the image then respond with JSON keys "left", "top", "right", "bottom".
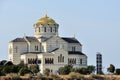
{"left": 35, "top": 15, "right": 57, "bottom": 25}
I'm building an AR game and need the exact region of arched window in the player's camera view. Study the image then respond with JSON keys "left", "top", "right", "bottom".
{"left": 58, "top": 54, "right": 64, "bottom": 63}
{"left": 35, "top": 46, "right": 38, "bottom": 51}
{"left": 38, "top": 59, "right": 41, "bottom": 64}
{"left": 50, "top": 27, "right": 52, "bottom": 32}
{"left": 52, "top": 58, "right": 54, "bottom": 64}
{"left": 72, "top": 46, "right": 76, "bottom": 51}
{"left": 45, "top": 58, "right": 47, "bottom": 64}
{"left": 44, "top": 27, "right": 46, "bottom": 32}
{"left": 75, "top": 58, "right": 76, "bottom": 64}
{"left": 58, "top": 56, "right": 60, "bottom": 62}
{"left": 39, "top": 27, "right": 40, "bottom": 32}
{"left": 62, "top": 56, "right": 64, "bottom": 62}
{"left": 80, "top": 59, "right": 82, "bottom": 64}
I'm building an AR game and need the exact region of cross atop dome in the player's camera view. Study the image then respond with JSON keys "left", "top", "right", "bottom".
{"left": 35, "top": 15, "right": 58, "bottom": 25}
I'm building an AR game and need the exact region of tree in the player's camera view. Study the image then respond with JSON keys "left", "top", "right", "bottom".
{"left": 58, "top": 64, "right": 73, "bottom": 75}
{"left": 0, "top": 68, "right": 5, "bottom": 76}
{"left": 19, "top": 68, "right": 30, "bottom": 76}
{"left": 4, "top": 61, "right": 13, "bottom": 66}
{"left": 2, "top": 65, "right": 21, "bottom": 74}
{"left": 0, "top": 60, "right": 7, "bottom": 65}
{"left": 97, "top": 70, "right": 104, "bottom": 75}
{"left": 17, "top": 63, "right": 28, "bottom": 72}
{"left": 43, "top": 68, "right": 50, "bottom": 76}
{"left": 115, "top": 68, "right": 120, "bottom": 75}
{"left": 80, "top": 67, "right": 88, "bottom": 74}
{"left": 87, "top": 65, "right": 95, "bottom": 74}
{"left": 107, "top": 64, "right": 115, "bottom": 74}
{"left": 29, "top": 64, "right": 39, "bottom": 75}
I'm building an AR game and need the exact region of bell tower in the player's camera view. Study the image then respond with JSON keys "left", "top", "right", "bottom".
{"left": 34, "top": 15, "right": 59, "bottom": 38}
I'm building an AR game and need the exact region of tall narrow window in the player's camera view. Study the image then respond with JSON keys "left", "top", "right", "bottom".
{"left": 72, "top": 46, "right": 76, "bottom": 51}
{"left": 58, "top": 56, "right": 60, "bottom": 62}
{"left": 39, "top": 27, "right": 40, "bottom": 32}
{"left": 50, "top": 27, "right": 52, "bottom": 32}
{"left": 44, "top": 27, "right": 46, "bottom": 32}
{"left": 80, "top": 59, "right": 82, "bottom": 64}
{"left": 58, "top": 54, "right": 64, "bottom": 63}
{"left": 62, "top": 56, "right": 64, "bottom": 62}
{"left": 35, "top": 46, "right": 38, "bottom": 51}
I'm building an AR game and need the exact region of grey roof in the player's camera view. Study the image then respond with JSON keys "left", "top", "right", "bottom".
{"left": 11, "top": 36, "right": 39, "bottom": 42}
{"left": 62, "top": 37, "right": 80, "bottom": 44}
{"left": 11, "top": 38, "right": 26, "bottom": 42}
{"left": 25, "top": 36, "right": 39, "bottom": 42}
{"left": 43, "top": 36, "right": 53, "bottom": 42}
{"left": 21, "top": 52, "right": 42, "bottom": 55}
{"left": 49, "top": 48, "right": 59, "bottom": 52}
{"left": 68, "top": 51, "right": 85, "bottom": 55}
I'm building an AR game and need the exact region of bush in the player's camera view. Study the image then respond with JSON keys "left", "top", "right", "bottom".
{"left": 58, "top": 64, "right": 73, "bottom": 75}
{"left": 43, "top": 68, "right": 50, "bottom": 76}
{"left": 115, "top": 68, "right": 120, "bottom": 75}
{"left": 19, "top": 68, "right": 30, "bottom": 76}
{"left": 29, "top": 64, "right": 39, "bottom": 75}
{"left": 72, "top": 67, "right": 88, "bottom": 75}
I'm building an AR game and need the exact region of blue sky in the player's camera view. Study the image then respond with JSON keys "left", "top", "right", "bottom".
{"left": 0, "top": 0, "right": 120, "bottom": 72}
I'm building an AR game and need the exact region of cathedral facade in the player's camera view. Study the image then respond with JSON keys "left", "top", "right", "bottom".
{"left": 8, "top": 15, "right": 87, "bottom": 73}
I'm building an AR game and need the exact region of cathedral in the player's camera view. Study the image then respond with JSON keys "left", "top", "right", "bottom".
{"left": 8, "top": 15, "right": 87, "bottom": 73}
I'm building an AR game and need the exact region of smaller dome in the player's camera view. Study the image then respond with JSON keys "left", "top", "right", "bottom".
{"left": 35, "top": 15, "right": 57, "bottom": 25}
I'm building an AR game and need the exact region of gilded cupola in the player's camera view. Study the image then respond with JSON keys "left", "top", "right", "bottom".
{"left": 35, "top": 15, "right": 58, "bottom": 25}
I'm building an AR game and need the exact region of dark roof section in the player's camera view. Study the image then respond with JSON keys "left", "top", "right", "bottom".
{"left": 11, "top": 38, "right": 26, "bottom": 42}
{"left": 49, "top": 48, "right": 59, "bottom": 52}
{"left": 43, "top": 36, "right": 53, "bottom": 42}
{"left": 21, "top": 52, "right": 42, "bottom": 55}
{"left": 68, "top": 51, "right": 85, "bottom": 55}
{"left": 62, "top": 37, "right": 80, "bottom": 44}
{"left": 25, "top": 36, "right": 39, "bottom": 42}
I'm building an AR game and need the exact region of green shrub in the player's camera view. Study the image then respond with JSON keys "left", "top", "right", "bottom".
{"left": 19, "top": 68, "right": 30, "bottom": 76}
{"left": 43, "top": 68, "right": 50, "bottom": 76}
{"left": 58, "top": 64, "right": 73, "bottom": 75}
{"left": 115, "top": 68, "right": 120, "bottom": 75}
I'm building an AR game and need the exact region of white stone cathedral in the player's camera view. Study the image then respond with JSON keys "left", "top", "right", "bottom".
{"left": 8, "top": 15, "right": 87, "bottom": 73}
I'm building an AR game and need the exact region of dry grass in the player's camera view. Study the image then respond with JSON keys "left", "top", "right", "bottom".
{"left": 1, "top": 73, "right": 120, "bottom": 80}
{"left": 68, "top": 72, "right": 84, "bottom": 79}
{"left": 20, "top": 74, "right": 33, "bottom": 80}
{"left": 49, "top": 73, "right": 61, "bottom": 80}
{"left": 0, "top": 73, "right": 21, "bottom": 80}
